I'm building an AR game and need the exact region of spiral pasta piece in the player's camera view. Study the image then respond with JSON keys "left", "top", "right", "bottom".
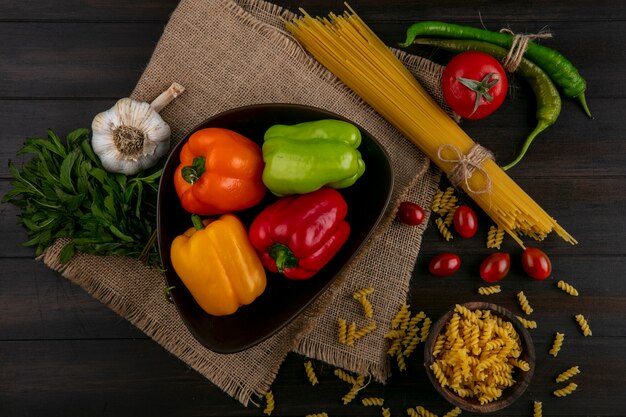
{"left": 396, "top": 350, "right": 407, "bottom": 371}
{"left": 509, "top": 358, "right": 530, "bottom": 371}
{"left": 352, "top": 286, "right": 374, "bottom": 299}
{"left": 557, "top": 280, "right": 579, "bottom": 296}
{"left": 337, "top": 318, "right": 347, "bottom": 345}
{"left": 305, "top": 413, "right": 328, "bottom": 417}
{"left": 420, "top": 317, "right": 432, "bottom": 342}
{"left": 574, "top": 314, "right": 592, "bottom": 336}
{"left": 382, "top": 408, "right": 391, "bottom": 417}
{"left": 442, "top": 407, "right": 462, "bottom": 417}
{"left": 341, "top": 383, "right": 360, "bottom": 405}
{"left": 334, "top": 368, "right": 358, "bottom": 385}
{"left": 443, "top": 206, "right": 458, "bottom": 226}
{"left": 486, "top": 225, "right": 505, "bottom": 249}
{"left": 346, "top": 322, "right": 357, "bottom": 346}
{"left": 553, "top": 382, "right": 578, "bottom": 397}
{"left": 263, "top": 391, "right": 274, "bottom": 416}
{"left": 361, "top": 397, "right": 384, "bottom": 406}
{"left": 516, "top": 315, "right": 537, "bottom": 329}
{"left": 431, "top": 188, "right": 444, "bottom": 214}
{"left": 353, "top": 322, "right": 377, "bottom": 342}
{"left": 391, "top": 304, "right": 411, "bottom": 329}
{"left": 549, "top": 332, "right": 565, "bottom": 357}
{"left": 357, "top": 296, "right": 374, "bottom": 318}
{"left": 416, "top": 405, "right": 439, "bottom": 417}
{"left": 533, "top": 401, "right": 542, "bottom": 417}
{"left": 435, "top": 217, "right": 453, "bottom": 241}
{"left": 478, "top": 285, "right": 501, "bottom": 295}
{"left": 407, "top": 407, "right": 420, "bottom": 417}
{"left": 516, "top": 291, "right": 534, "bottom": 315}
{"left": 304, "top": 361, "right": 319, "bottom": 386}
{"left": 556, "top": 365, "right": 580, "bottom": 383}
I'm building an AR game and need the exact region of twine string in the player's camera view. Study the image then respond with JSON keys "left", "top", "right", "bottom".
{"left": 437, "top": 144, "right": 494, "bottom": 195}
{"left": 499, "top": 28, "right": 552, "bottom": 73}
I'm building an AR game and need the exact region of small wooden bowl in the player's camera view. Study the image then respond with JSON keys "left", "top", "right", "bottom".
{"left": 423, "top": 302, "right": 535, "bottom": 413}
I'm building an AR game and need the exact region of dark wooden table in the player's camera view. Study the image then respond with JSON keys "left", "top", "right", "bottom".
{"left": 1, "top": 1, "right": 624, "bottom": 416}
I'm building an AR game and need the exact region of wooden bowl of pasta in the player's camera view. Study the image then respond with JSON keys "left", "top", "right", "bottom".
{"left": 423, "top": 302, "right": 535, "bottom": 413}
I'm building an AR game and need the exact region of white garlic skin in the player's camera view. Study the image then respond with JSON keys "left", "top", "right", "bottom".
{"left": 91, "top": 97, "right": 171, "bottom": 175}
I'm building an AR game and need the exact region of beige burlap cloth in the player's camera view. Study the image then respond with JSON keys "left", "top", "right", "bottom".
{"left": 39, "top": 0, "right": 447, "bottom": 406}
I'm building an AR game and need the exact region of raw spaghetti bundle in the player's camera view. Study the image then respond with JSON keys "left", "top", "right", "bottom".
{"left": 285, "top": 5, "right": 576, "bottom": 246}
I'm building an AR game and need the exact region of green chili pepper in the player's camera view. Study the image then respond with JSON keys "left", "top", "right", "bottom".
{"left": 413, "top": 38, "right": 561, "bottom": 171}
{"left": 262, "top": 119, "right": 365, "bottom": 196}
{"left": 400, "top": 21, "right": 591, "bottom": 118}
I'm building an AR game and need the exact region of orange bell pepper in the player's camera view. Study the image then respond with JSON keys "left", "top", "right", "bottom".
{"left": 174, "top": 127, "right": 266, "bottom": 215}
{"left": 170, "top": 214, "right": 267, "bottom": 316}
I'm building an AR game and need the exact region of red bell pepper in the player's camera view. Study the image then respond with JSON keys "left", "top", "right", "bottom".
{"left": 248, "top": 188, "right": 350, "bottom": 280}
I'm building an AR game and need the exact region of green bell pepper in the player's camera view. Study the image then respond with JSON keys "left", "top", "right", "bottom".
{"left": 262, "top": 119, "right": 366, "bottom": 196}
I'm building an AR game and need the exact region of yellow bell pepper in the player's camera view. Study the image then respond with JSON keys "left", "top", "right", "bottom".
{"left": 170, "top": 214, "right": 267, "bottom": 316}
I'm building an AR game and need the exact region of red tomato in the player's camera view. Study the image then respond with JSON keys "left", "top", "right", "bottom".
{"left": 453, "top": 205, "right": 478, "bottom": 238}
{"left": 479, "top": 252, "right": 511, "bottom": 282}
{"left": 429, "top": 253, "right": 461, "bottom": 277}
{"left": 522, "top": 247, "right": 552, "bottom": 280}
{"left": 441, "top": 51, "right": 508, "bottom": 120}
{"left": 397, "top": 201, "right": 425, "bottom": 226}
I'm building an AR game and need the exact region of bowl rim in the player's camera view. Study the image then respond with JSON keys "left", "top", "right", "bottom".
{"left": 156, "top": 102, "right": 394, "bottom": 353}
{"left": 422, "top": 301, "right": 535, "bottom": 413}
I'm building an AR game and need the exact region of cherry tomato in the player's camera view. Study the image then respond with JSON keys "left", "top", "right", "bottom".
{"left": 479, "top": 252, "right": 511, "bottom": 282}
{"left": 453, "top": 205, "right": 478, "bottom": 238}
{"left": 441, "top": 51, "right": 508, "bottom": 120}
{"left": 522, "top": 247, "right": 552, "bottom": 280}
{"left": 397, "top": 201, "right": 425, "bottom": 226}
{"left": 429, "top": 253, "right": 461, "bottom": 277}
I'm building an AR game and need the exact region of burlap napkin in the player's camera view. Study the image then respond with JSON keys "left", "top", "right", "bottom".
{"left": 40, "top": 0, "right": 448, "bottom": 406}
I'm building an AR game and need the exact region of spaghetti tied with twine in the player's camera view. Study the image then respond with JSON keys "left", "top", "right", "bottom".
{"left": 437, "top": 144, "right": 494, "bottom": 195}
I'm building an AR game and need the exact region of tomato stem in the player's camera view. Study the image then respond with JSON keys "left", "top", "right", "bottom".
{"left": 456, "top": 73, "right": 500, "bottom": 116}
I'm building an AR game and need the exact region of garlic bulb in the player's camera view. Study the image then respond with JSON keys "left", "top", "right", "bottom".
{"left": 91, "top": 82, "right": 185, "bottom": 175}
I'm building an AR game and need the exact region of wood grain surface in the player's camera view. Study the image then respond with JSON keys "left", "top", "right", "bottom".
{"left": 1, "top": 1, "right": 624, "bottom": 416}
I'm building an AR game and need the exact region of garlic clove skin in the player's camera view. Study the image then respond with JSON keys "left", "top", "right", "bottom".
{"left": 91, "top": 97, "right": 171, "bottom": 176}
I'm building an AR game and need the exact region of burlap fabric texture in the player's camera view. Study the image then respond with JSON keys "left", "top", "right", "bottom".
{"left": 40, "top": 0, "right": 447, "bottom": 406}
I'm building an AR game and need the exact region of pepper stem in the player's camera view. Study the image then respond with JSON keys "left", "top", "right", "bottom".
{"left": 268, "top": 243, "right": 298, "bottom": 274}
{"left": 502, "top": 121, "right": 549, "bottom": 171}
{"left": 191, "top": 214, "right": 205, "bottom": 231}
{"left": 576, "top": 93, "right": 593, "bottom": 119}
{"left": 150, "top": 82, "right": 185, "bottom": 113}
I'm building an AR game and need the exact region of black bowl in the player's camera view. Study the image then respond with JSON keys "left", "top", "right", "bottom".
{"left": 157, "top": 103, "right": 393, "bottom": 353}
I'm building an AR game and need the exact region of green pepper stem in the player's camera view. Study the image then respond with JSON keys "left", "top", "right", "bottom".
{"left": 502, "top": 121, "right": 549, "bottom": 171}
{"left": 268, "top": 243, "right": 298, "bottom": 274}
{"left": 577, "top": 93, "right": 593, "bottom": 119}
{"left": 191, "top": 214, "right": 204, "bottom": 230}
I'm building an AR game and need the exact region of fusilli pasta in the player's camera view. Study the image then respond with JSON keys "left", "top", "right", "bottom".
{"left": 549, "top": 332, "right": 565, "bottom": 357}
{"left": 304, "top": 361, "right": 319, "bottom": 386}
{"left": 382, "top": 407, "right": 391, "bottom": 417}
{"left": 533, "top": 401, "right": 542, "bottom": 417}
{"left": 574, "top": 314, "right": 592, "bottom": 336}
{"left": 406, "top": 407, "right": 420, "bottom": 417}
{"left": 429, "top": 306, "right": 527, "bottom": 405}
{"left": 486, "top": 225, "right": 505, "bottom": 249}
{"left": 352, "top": 286, "right": 374, "bottom": 299}
{"left": 478, "top": 285, "right": 501, "bottom": 295}
{"left": 553, "top": 382, "right": 578, "bottom": 397}
{"left": 556, "top": 365, "right": 580, "bottom": 383}
{"left": 557, "top": 280, "right": 579, "bottom": 296}
{"left": 516, "top": 291, "right": 534, "bottom": 315}
{"left": 435, "top": 217, "right": 453, "bottom": 241}
{"left": 305, "top": 413, "right": 328, "bottom": 417}
{"left": 416, "top": 405, "right": 438, "bottom": 417}
{"left": 357, "top": 296, "right": 374, "bottom": 318}
{"left": 337, "top": 318, "right": 347, "bottom": 345}
{"left": 442, "top": 407, "right": 462, "bottom": 417}
{"left": 263, "top": 391, "right": 274, "bottom": 416}
{"left": 516, "top": 315, "right": 537, "bottom": 329}
{"left": 361, "top": 397, "right": 384, "bottom": 406}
